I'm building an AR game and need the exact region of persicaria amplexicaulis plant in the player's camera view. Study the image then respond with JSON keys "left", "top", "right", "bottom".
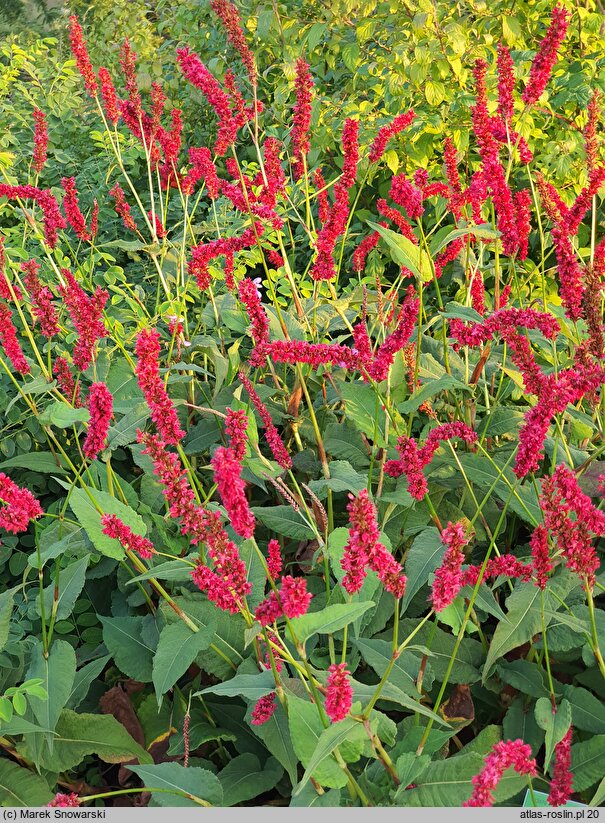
{"left": 0, "top": 0, "right": 603, "bottom": 809}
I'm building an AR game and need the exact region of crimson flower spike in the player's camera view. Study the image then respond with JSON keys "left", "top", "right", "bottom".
{"left": 522, "top": 4, "right": 570, "bottom": 105}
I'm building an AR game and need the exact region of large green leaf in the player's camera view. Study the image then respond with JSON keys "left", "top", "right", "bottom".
{"left": 0, "top": 759, "right": 53, "bottom": 807}
{"left": 339, "top": 382, "right": 386, "bottom": 445}
{"left": 399, "top": 527, "right": 444, "bottom": 611}
{"left": 395, "top": 619, "right": 484, "bottom": 684}
{"left": 287, "top": 693, "right": 348, "bottom": 790}
{"left": 101, "top": 615, "right": 155, "bottom": 682}
{"left": 67, "top": 655, "right": 111, "bottom": 710}
{"left": 570, "top": 735, "right": 605, "bottom": 792}
{"left": 36, "top": 555, "right": 89, "bottom": 621}
{"left": 497, "top": 660, "right": 550, "bottom": 700}
{"left": 37, "top": 709, "right": 152, "bottom": 772}
{"left": 245, "top": 700, "right": 298, "bottom": 787}
{"left": 218, "top": 754, "right": 283, "bottom": 806}
{"left": 0, "top": 587, "right": 15, "bottom": 653}
{"left": 0, "top": 452, "right": 67, "bottom": 473}
{"left": 398, "top": 375, "right": 470, "bottom": 415}
{"left": 352, "top": 637, "right": 426, "bottom": 697}
{"left": 251, "top": 505, "right": 315, "bottom": 540}
{"left": 130, "top": 763, "right": 223, "bottom": 806}
{"left": 153, "top": 616, "right": 216, "bottom": 700}
{"left": 290, "top": 602, "right": 374, "bottom": 644}
{"left": 535, "top": 698, "right": 571, "bottom": 771}
{"left": 66, "top": 485, "right": 147, "bottom": 559}
{"left": 483, "top": 583, "right": 544, "bottom": 681}
{"left": 562, "top": 686, "right": 605, "bottom": 734}
{"left": 368, "top": 221, "right": 432, "bottom": 282}
{"left": 324, "top": 422, "right": 370, "bottom": 468}
{"left": 197, "top": 669, "right": 276, "bottom": 700}
{"left": 294, "top": 718, "right": 366, "bottom": 796}
{"left": 25, "top": 639, "right": 76, "bottom": 763}
{"left": 39, "top": 400, "right": 89, "bottom": 428}
{"left": 397, "top": 751, "right": 528, "bottom": 806}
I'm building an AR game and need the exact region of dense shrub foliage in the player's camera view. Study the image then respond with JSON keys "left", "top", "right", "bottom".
{"left": 0, "top": 0, "right": 604, "bottom": 809}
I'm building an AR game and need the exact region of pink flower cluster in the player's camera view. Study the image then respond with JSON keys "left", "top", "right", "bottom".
{"left": 238, "top": 372, "right": 292, "bottom": 469}
{"left": 68, "top": 16, "right": 97, "bottom": 96}
{"left": 430, "top": 522, "right": 469, "bottom": 612}
{"left": 32, "top": 108, "right": 48, "bottom": 174}
{"left": 291, "top": 59, "right": 313, "bottom": 178}
{"left": 101, "top": 513, "right": 155, "bottom": 559}
{"left": 0, "top": 472, "right": 43, "bottom": 533}
{"left": 22, "top": 259, "right": 59, "bottom": 338}
{"left": 188, "top": 228, "right": 257, "bottom": 291}
{"left": 325, "top": 663, "right": 353, "bottom": 723}
{"left": 464, "top": 739, "right": 537, "bottom": 806}
{"left": 211, "top": 419, "right": 256, "bottom": 539}
{"left": 53, "top": 356, "right": 81, "bottom": 407}
{"left": 61, "top": 177, "right": 91, "bottom": 242}
{"left": 255, "top": 574, "right": 312, "bottom": 625}
{"left": 342, "top": 490, "right": 406, "bottom": 598}
{"left": 109, "top": 183, "right": 138, "bottom": 233}
{"left": 548, "top": 727, "right": 573, "bottom": 807}
{"left": 49, "top": 793, "right": 80, "bottom": 808}
{"left": 135, "top": 328, "right": 185, "bottom": 445}
{"left": 0, "top": 184, "right": 66, "bottom": 248}
{"left": 251, "top": 692, "right": 277, "bottom": 725}
{"left": 385, "top": 423, "right": 477, "bottom": 499}
{"left": 238, "top": 278, "right": 270, "bottom": 360}
{"left": 522, "top": 5, "right": 570, "bottom": 105}
{"left": 539, "top": 464, "right": 605, "bottom": 588}
{"left": 139, "top": 432, "right": 252, "bottom": 611}
{"left": 0, "top": 303, "right": 29, "bottom": 374}
{"left": 210, "top": 0, "right": 257, "bottom": 87}
{"left": 59, "top": 269, "right": 107, "bottom": 372}
{"left": 82, "top": 382, "right": 113, "bottom": 459}
{"left": 368, "top": 110, "right": 415, "bottom": 164}
{"left": 177, "top": 47, "right": 237, "bottom": 156}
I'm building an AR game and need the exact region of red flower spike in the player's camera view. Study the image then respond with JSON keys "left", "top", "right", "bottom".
{"left": 325, "top": 663, "right": 353, "bottom": 723}
{"left": 135, "top": 328, "right": 185, "bottom": 446}
{"left": 210, "top": 0, "right": 257, "bottom": 87}
{"left": 522, "top": 4, "right": 570, "bottom": 105}
{"left": 0, "top": 472, "right": 43, "bottom": 533}
{"left": 464, "top": 740, "right": 537, "bottom": 807}
{"left": 101, "top": 513, "right": 155, "bottom": 560}
{"left": 251, "top": 693, "right": 277, "bottom": 725}
{"left": 68, "top": 16, "right": 97, "bottom": 97}
{"left": 62, "top": 177, "right": 91, "bottom": 242}
{"left": 291, "top": 59, "right": 313, "bottom": 179}
{"left": 548, "top": 728, "right": 573, "bottom": 807}
{"left": 32, "top": 108, "right": 48, "bottom": 175}
{"left": 82, "top": 382, "right": 113, "bottom": 459}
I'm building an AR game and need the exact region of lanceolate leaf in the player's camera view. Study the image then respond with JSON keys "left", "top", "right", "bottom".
{"left": 294, "top": 718, "right": 366, "bottom": 795}
{"left": 130, "top": 763, "right": 223, "bottom": 807}
{"left": 0, "top": 760, "right": 53, "bottom": 807}
{"left": 289, "top": 602, "right": 374, "bottom": 644}
{"left": 153, "top": 617, "right": 216, "bottom": 700}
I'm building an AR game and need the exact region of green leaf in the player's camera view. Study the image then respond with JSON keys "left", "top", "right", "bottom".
{"left": 66, "top": 655, "right": 111, "bottom": 710}
{"left": 398, "top": 374, "right": 470, "bottom": 414}
{"left": 393, "top": 753, "right": 431, "bottom": 800}
{"left": 306, "top": 21, "right": 327, "bottom": 50}
{"left": 497, "top": 660, "right": 550, "bottom": 700}
{"left": 503, "top": 698, "right": 544, "bottom": 757}
{"left": 287, "top": 693, "right": 348, "bottom": 790}
{"left": 0, "top": 452, "right": 66, "bottom": 473}
{"left": 38, "top": 401, "right": 89, "bottom": 428}
{"left": 570, "top": 735, "right": 605, "bottom": 792}
{"left": 396, "top": 619, "right": 483, "bottom": 684}
{"left": 25, "top": 639, "right": 76, "bottom": 749}
{"left": 339, "top": 382, "right": 386, "bottom": 445}
{"left": 107, "top": 401, "right": 149, "bottom": 449}
{"left": 424, "top": 79, "right": 446, "bottom": 106}
{"left": 130, "top": 763, "right": 223, "bottom": 806}
{"left": 36, "top": 555, "right": 89, "bottom": 621}
{"left": 65, "top": 485, "right": 146, "bottom": 559}
{"left": 245, "top": 701, "right": 298, "bottom": 787}
{"left": 290, "top": 602, "right": 374, "bottom": 644}
{"left": 349, "top": 677, "right": 448, "bottom": 725}
{"left": 196, "top": 669, "right": 276, "bottom": 701}
{"left": 219, "top": 754, "right": 283, "bottom": 806}
{"left": 535, "top": 698, "right": 571, "bottom": 771}
{"left": 39, "top": 709, "right": 153, "bottom": 772}
{"left": 431, "top": 225, "right": 499, "bottom": 255}
{"left": 307, "top": 461, "right": 367, "bottom": 498}
{"left": 367, "top": 221, "right": 431, "bottom": 282}
{"left": 397, "top": 751, "right": 529, "bottom": 806}
{"left": 153, "top": 618, "right": 217, "bottom": 700}
{"left": 127, "top": 558, "right": 198, "bottom": 584}
{"left": 400, "top": 527, "right": 444, "bottom": 611}
{"left": 483, "top": 583, "right": 544, "bottom": 681}
{"left": 562, "top": 685, "right": 605, "bottom": 734}
{"left": 251, "top": 505, "right": 315, "bottom": 540}
{"left": 0, "top": 759, "right": 53, "bottom": 807}
{"left": 294, "top": 718, "right": 366, "bottom": 795}
{"left": 590, "top": 774, "right": 605, "bottom": 806}
{"left": 101, "top": 616, "right": 155, "bottom": 682}
{"left": 0, "top": 588, "right": 15, "bottom": 653}
{"left": 324, "top": 422, "right": 370, "bottom": 467}
{"left": 353, "top": 637, "right": 425, "bottom": 697}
